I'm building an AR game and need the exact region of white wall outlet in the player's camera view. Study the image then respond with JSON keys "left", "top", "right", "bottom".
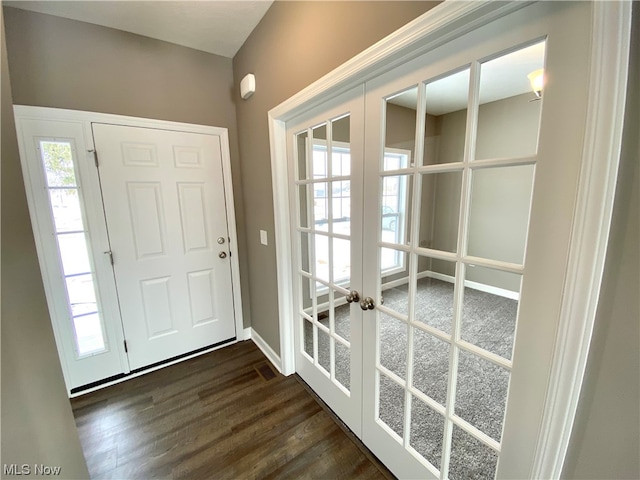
{"left": 260, "top": 230, "right": 268, "bottom": 246}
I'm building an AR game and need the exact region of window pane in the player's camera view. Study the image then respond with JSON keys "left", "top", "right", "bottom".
{"left": 312, "top": 124, "right": 328, "bottom": 179}
{"left": 298, "top": 185, "right": 310, "bottom": 229}
{"left": 476, "top": 41, "right": 546, "bottom": 161}
{"left": 423, "top": 69, "right": 470, "bottom": 166}
{"left": 415, "top": 256, "right": 456, "bottom": 335}
{"left": 40, "top": 141, "right": 77, "bottom": 187}
{"left": 379, "top": 312, "right": 408, "bottom": 379}
{"left": 412, "top": 327, "right": 450, "bottom": 406}
{"left": 50, "top": 189, "right": 83, "bottom": 233}
{"left": 418, "top": 171, "right": 462, "bottom": 253}
{"left": 318, "top": 327, "right": 331, "bottom": 373}
{"left": 331, "top": 180, "right": 350, "bottom": 236}
{"left": 314, "top": 234, "right": 329, "bottom": 283}
{"left": 410, "top": 397, "right": 445, "bottom": 470}
{"left": 335, "top": 340, "right": 350, "bottom": 390}
{"left": 296, "top": 131, "right": 309, "bottom": 180}
{"left": 378, "top": 373, "right": 405, "bottom": 439}
{"left": 58, "top": 232, "right": 92, "bottom": 276}
{"left": 461, "top": 266, "right": 521, "bottom": 360}
{"left": 73, "top": 313, "right": 106, "bottom": 355}
{"left": 313, "top": 182, "right": 328, "bottom": 229}
{"left": 331, "top": 115, "right": 350, "bottom": 176}
{"left": 455, "top": 349, "right": 510, "bottom": 442}
{"left": 467, "top": 165, "right": 534, "bottom": 264}
{"left": 66, "top": 274, "right": 97, "bottom": 316}
{"left": 381, "top": 173, "right": 412, "bottom": 247}
{"left": 384, "top": 87, "right": 417, "bottom": 171}
{"left": 449, "top": 424, "right": 498, "bottom": 480}
{"left": 332, "top": 237, "right": 350, "bottom": 284}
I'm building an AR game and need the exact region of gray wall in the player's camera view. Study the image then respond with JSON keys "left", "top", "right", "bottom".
{"left": 562, "top": 4, "right": 640, "bottom": 478}
{"left": 1, "top": 8, "right": 89, "bottom": 479}
{"left": 2, "top": 5, "right": 252, "bottom": 328}
{"left": 232, "top": 0, "right": 439, "bottom": 353}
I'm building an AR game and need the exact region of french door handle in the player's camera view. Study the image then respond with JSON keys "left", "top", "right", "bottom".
{"left": 346, "top": 291, "right": 360, "bottom": 303}
{"left": 360, "top": 297, "right": 375, "bottom": 311}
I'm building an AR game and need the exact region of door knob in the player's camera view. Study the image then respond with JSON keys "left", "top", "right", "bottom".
{"left": 217, "top": 237, "right": 226, "bottom": 245}
{"left": 360, "top": 297, "right": 375, "bottom": 311}
{"left": 346, "top": 291, "right": 360, "bottom": 303}
{"left": 218, "top": 251, "right": 227, "bottom": 259}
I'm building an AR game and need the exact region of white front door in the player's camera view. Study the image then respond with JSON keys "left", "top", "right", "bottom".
{"left": 93, "top": 124, "right": 237, "bottom": 370}
{"left": 15, "top": 110, "right": 241, "bottom": 392}
{"left": 287, "top": 2, "right": 597, "bottom": 478}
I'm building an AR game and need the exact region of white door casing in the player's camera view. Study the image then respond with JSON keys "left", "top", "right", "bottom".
{"left": 14, "top": 107, "right": 245, "bottom": 392}
{"left": 271, "top": 1, "right": 631, "bottom": 479}
{"left": 93, "top": 124, "right": 236, "bottom": 371}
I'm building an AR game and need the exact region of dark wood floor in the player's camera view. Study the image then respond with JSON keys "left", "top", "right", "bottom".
{"left": 71, "top": 340, "right": 392, "bottom": 479}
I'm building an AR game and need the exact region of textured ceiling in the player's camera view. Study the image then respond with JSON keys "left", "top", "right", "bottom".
{"left": 4, "top": 0, "right": 274, "bottom": 58}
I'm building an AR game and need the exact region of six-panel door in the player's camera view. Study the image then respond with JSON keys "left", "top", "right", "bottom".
{"left": 93, "top": 124, "right": 236, "bottom": 371}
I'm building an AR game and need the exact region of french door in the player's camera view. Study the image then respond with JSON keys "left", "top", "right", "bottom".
{"left": 288, "top": 2, "right": 595, "bottom": 478}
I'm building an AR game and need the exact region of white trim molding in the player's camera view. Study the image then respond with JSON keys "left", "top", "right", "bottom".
{"left": 14, "top": 105, "right": 247, "bottom": 392}
{"left": 251, "top": 328, "right": 282, "bottom": 374}
{"left": 268, "top": 0, "right": 632, "bottom": 476}
{"left": 531, "top": 1, "right": 633, "bottom": 477}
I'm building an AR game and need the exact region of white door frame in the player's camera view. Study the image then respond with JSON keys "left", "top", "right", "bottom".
{"left": 267, "top": 1, "right": 632, "bottom": 478}
{"left": 14, "top": 105, "right": 245, "bottom": 392}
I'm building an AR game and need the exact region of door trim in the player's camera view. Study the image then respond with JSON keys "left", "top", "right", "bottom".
{"left": 13, "top": 105, "right": 245, "bottom": 392}
{"left": 267, "top": 1, "right": 632, "bottom": 477}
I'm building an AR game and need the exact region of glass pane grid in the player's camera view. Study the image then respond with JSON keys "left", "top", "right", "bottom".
{"left": 39, "top": 139, "right": 108, "bottom": 358}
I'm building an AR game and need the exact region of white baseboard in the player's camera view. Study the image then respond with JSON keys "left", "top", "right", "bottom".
{"left": 424, "top": 270, "right": 519, "bottom": 301}
{"left": 251, "top": 328, "right": 283, "bottom": 373}
{"left": 242, "top": 327, "right": 252, "bottom": 341}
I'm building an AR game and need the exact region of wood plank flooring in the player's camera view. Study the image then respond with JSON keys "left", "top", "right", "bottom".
{"left": 71, "top": 340, "right": 393, "bottom": 479}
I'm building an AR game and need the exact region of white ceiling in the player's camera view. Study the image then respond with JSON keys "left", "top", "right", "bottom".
{"left": 4, "top": 0, "right": 274, "bottom": 58}
{"left": 390, "top": 41, "right": 546, "bottom": 115}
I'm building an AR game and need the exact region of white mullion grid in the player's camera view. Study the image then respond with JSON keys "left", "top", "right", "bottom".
{"left": 329, "top": 231, "right": 350, "bottom": 242}
{"left": 416, "top": 161, "right": 465, "bottom": 175}
{"left": 456, "top": 339, "right": 513, "bottom": 371}
{"left": 415, "top": 246, "right": 458, "bottom": 263}
{"left": 403, "top": 251, "right": 417, "bottom": 449}
{"left": 409, "top": 383, "right": 447, "bottom": 417}
{"left": 378, "top": 364, "right": 406, "bottom": 388}
{"left": 404, "top": 77, "right": 426, "bottom": 445}
{"left": 379, "top": 241, "right": 412, "bottom": 254}
{"left": 441, "top": 60, "right": 481, "bottom": 480}
{"left": 294, "top": 129, "right": 306, "bottom": 182}
{"left": 469, "top": 155, "right": 536, "bottom": 170}
{"left": 450, "top": 414, "right": 501, "bottom": 453}
{"left": 461, "top": 255, "right": 524, "bottom": 275}
{"left": 411, "top": 318, "right": 453, "bottom": 346}
{"left": 376, "top": 304, "right": 409, "bottom": 324}
{"left": 329, "top": 288, "right": 336, "bottom": 382}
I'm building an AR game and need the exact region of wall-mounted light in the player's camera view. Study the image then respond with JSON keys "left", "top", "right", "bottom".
{"left": 527, "top": 69, "right": 544, "bottom": 99}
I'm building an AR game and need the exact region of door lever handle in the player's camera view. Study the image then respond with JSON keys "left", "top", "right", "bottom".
{"left": 360, "top": 297, "right": 375, "bottom": 311}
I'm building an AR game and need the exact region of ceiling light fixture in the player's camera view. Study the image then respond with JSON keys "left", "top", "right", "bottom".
{"left": 527, "top": 69, "right": 544, "bottom": 99}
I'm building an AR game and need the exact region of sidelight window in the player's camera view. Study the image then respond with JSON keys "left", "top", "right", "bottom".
{"left": 39, "top": 139, "right": 107, "bottom": 357}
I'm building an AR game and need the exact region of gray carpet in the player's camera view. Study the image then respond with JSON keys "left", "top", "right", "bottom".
{"left": 305, "top": 277, "right": 518, "bottom": 479}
